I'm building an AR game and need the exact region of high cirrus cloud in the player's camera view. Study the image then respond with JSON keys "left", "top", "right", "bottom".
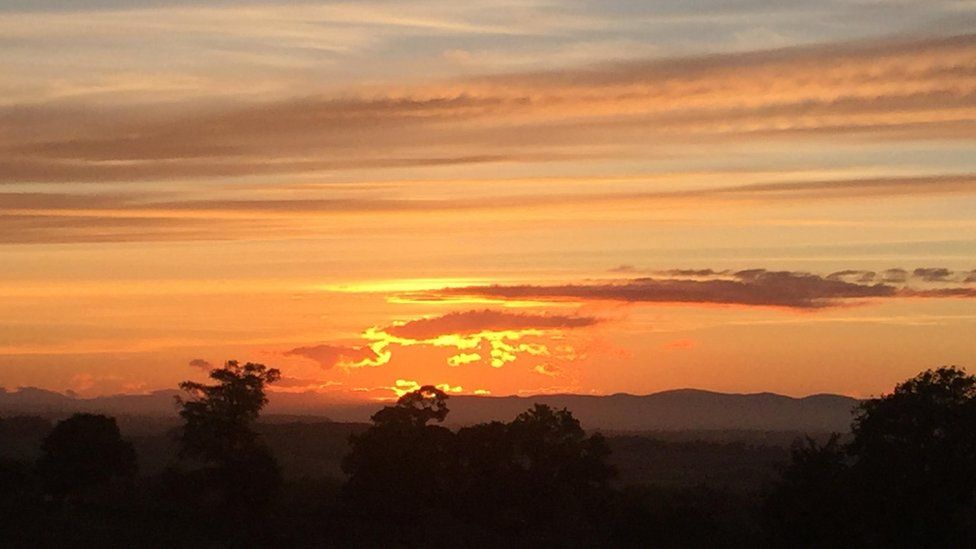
{"left": 2, "top": 33, "right": 974, "bottom": 182}
{"left": 412, "top": 269, "right": 976, "bottom": 309}
{"left": 6, "top": 172, "right": 975, "bottom": 245}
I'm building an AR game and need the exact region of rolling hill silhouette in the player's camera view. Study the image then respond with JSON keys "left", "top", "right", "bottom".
{"left": 0, "top": 386, "right": 858, "bottom": 432}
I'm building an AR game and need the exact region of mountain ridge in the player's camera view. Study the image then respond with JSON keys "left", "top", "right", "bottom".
{"left": 0, "top": 386, "right": 860, "bottom": 432}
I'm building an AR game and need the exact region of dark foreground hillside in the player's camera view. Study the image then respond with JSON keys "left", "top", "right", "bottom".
{"left": 0, "top": 415, "right": 799, "bottom": 547}
{"left": 3, "top": 418, "right": 798, "bottom": 490}
{"left": 3, "top": 366, "right": 975, "bottom": 547}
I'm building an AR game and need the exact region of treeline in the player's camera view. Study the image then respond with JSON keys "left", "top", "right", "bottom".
{"left": 2, "top": 363, "right": 976, "bottom": 547}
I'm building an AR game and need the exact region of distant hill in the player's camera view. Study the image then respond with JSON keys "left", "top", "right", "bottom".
{"left": 0, "top": 386, "right": 859, "bottom": 433}
{"left": 447, "top": 390, "right": 859, "bottom": 432}
{"left": 0, "top": 387, "right": 182, "bottom": 417}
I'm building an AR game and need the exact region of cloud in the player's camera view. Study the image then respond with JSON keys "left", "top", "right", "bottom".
{"left": 385, "top": 379, "right": 463, "bottom": 398}
{"left": 903, "top": 288, "right": 976, "bottom": 299}
{"left": 187, "top": 358, "right": 211, "bottom": 370}
{"left": 353, "top": 310, "right": 596, "bottom": 369}
{"left": 2, "top": 33, "right": 974, "bottom": 182}
{"left": 272, "top": 377, "right": 343, "bottom": 391}
{"left": 827, "top": 270, "right": 876, "bottom": 283}
{"left": 285, "top": 310, "right": 596, "bottom": 376}
{"left": 913, "top": 267, "right": 952, "bottom": 282}
{"left": 658, "top": 269, "right": 728, "bottom": 278}
{"left": 5, "top": 171, "right": 976, "bottom": 244}
{"left": 416, "top": 268, "right": 976, "bottom": 310}
{"left": 284, "top": 344, "right": 375, "bottom": 370}
{"left": 881, "top": 268, "right": 909, "bottom": 283}
{"left": 383, "top": 309, "right": 598, "bottom": 340}
{"left": 426, "top": 270, "right": 896, "bottom": 309}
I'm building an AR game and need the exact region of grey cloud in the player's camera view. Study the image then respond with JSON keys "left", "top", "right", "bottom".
{"left": 827, "top": 270, "right": 876, "bottom": 283}
{"left": 428, "top": 270, "right": 896, "bottom": 309}
{"left": 419, "top": 268, "right": 976, "bottom": 309}
{"left": 882, "top": 268, "right": 909, "bottom": 283}
{"left": 913, "top": 267, "right": 953, "bottom": 282}
{"left": 188, "top": 358, "right": 212, "bottom": 370}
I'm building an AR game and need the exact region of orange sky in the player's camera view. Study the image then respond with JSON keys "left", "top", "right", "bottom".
{"left": 1, "top": 1, "right": 975, "bottom": 401}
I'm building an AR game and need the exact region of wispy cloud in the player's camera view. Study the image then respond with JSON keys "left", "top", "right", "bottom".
{"left": 2, "top": 33, "right": 974, "bottom": 183}
{"left": 4, "top": 172, "right": 976, "bottom": 243}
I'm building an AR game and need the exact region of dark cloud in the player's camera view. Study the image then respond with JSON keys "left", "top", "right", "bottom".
{"left": 427, "top": 270, "right": 897, "bottom": 309}
{"left": 965, "top": 271, "right": 976, "bottom": 283}
{"left": 418, "top": 268, "right": 976, "bottom": 309}
{"left": 660, "top": 269, "right": 729, "bottom": 278}
{"left": 913, "top": 267, "right": 953, "bottom": 282}
{"left": 827, "top": 270, "right": 876, "bottom": 283}
{"left": 188, "top": 358, "right": 211, "bottom": 370}
{"left": 383, "top": 310, "right": 598, "bottom": 340}
{"left": 881, "top": 268, "right": 909, "bottom": 283}
{"left": 902, "top": 288, "right": 976, "bottom": 298}
{"left": 284, "top": 344, "right": 374, "bottom": 370}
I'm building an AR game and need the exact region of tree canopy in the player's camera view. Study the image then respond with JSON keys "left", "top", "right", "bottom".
{"left": 175, "top": 360, "right": 282, "bottom": 510}
{"left": 176, "top": 360, "right": 280, "bottom": 464}
{"left": 767, "top": 366, "right": 976, "bottom": 546}
{"left": 341, "top": 386, "right": 617, "bottom": 543}
{"left": 37, "top": 413, "right": 136, "bottom": 498}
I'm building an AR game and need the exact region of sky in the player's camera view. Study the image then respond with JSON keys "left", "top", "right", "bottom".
{"left": 1, "top": 0, "right": 975, "bottom": 402}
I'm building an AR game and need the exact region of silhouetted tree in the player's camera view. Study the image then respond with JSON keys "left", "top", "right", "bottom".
{"left": 766, "top": 366, "right": 976, "bottom": 546}
{"left": 342, "top": 389, "right": 618, "bottom": 544}
{"left": 177, "top": 360, "right": 280, "bottom": 462}
{"left": 457, "top": 404, "right": 616, "bottom": 539}
{"left": 764, "top": 434, "right": 854, "bottom": 546}
{"left": 176, "top": 360, "right": 282, "bottom": 510}
{"left": 508, "top": 404, "right": 615, "bottom": 489}
{"left": 849, "top": 366, "right": 976, "bottom": 545}
{"left": 36, "top": 413, "right": 136, "bottom": 498}
{"left": 342, "top": 386, "right": 455, "bottom": 514}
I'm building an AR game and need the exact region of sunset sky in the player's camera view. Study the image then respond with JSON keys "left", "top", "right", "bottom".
{"left": 2, "top": 1, "right": 975, "bottom": 402}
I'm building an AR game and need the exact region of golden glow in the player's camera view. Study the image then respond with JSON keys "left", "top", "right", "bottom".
{"left": 339, "top": 326, "right": 574, "bottom": 371}
{"left": 323, "top": 278, "right": 491, "bottom": 294}
{"left": 386, "top": 295, "right": 572, "bottom": 308}
{"left": 389, "top": 379, "right": 464, "bottom": 398}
